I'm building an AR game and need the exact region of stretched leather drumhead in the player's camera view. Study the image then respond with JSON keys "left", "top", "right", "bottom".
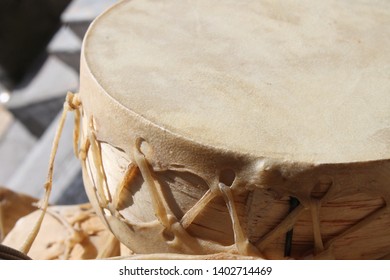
{"left": 83, "top": 0, "right": 390, "bottom": 164}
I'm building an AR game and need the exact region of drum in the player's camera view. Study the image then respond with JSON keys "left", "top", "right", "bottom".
{"left": 76, "top": 0, "right": 390, "bottom": 259}
{"left": 3, "top": 203, "right": 120, "bottom": 260}
{"left": 0, "top": 187, "right": 38, "bottom": 241}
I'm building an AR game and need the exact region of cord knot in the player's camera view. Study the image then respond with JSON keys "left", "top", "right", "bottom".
{"left": 65, "top": 92, "right": 81, "bottom": 111}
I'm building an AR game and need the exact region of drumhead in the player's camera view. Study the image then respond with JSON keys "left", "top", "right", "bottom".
{"left": 83, "top": 0, "right": 390, "bottom": 164}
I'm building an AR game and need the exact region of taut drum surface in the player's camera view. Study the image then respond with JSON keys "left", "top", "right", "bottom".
{"left": 77, "top": 0, "right": 390, "bottom": 259}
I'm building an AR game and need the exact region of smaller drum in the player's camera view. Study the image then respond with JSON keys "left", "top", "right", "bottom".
{"left": 76, "top": 0, "right": 390, "bottom": 259}
{"left": 3, "top": 203, "right": 120, "bottom": 260}
{"left": 0, "top": 187, "right": 38, "bottom": 241}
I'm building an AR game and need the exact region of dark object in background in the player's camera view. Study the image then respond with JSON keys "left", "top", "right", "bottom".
{"left": 0, "top": 244, "right": 32, "bottom": 260}
{"left": 8, "top": 95, "right": 65, "bottom": 137}
{"left": 0, "top": 0, "right": 71, "bottom": 87}
{"left": 55, "top": 170, "right": 89, "bottom": 205}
